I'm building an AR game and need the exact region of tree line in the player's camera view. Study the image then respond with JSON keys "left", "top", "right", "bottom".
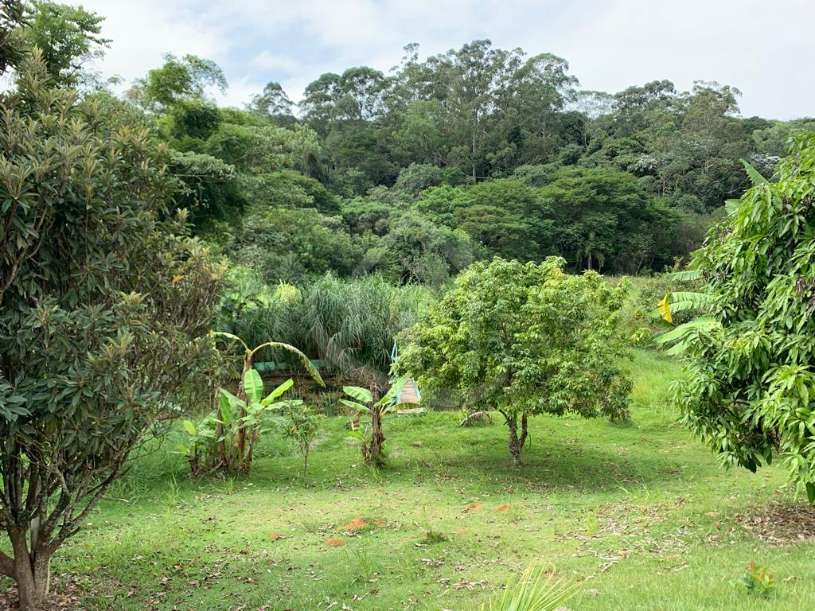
{"left": 114, "top": 33, "right": 813, "bottom": 280}
{"left": 4, "top": 2, "right": 815, "bottom": 282}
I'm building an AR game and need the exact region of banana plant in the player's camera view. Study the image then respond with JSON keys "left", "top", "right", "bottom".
{"left": 339, "top": 377, "right": 414, "bottom": 465}
{"left": 209, "top": 331, "right": 324, "bottom": 385}
{"left": 182, "top": 369, "right": 302, "bottom": 474}
{"left": 182, "top": 332, "right": 323, "bottom": 475}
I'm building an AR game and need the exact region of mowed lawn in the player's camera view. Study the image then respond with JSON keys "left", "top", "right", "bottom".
{"left": 6, "top": 350, "right": 815, "bottom": 610}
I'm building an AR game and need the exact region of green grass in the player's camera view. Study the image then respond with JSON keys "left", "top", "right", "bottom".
{"left": 5, "top": 350, "right": 815, "bottom": 609}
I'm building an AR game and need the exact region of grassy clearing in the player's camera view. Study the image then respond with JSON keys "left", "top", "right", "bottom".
{"left": 4, "top": 350, "right": 815, "bottom": 609}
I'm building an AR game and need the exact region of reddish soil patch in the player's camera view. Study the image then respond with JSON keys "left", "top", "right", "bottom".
{"left": 495, "top": 504, "right": 511, "bottom": 513}
{"left": 325, "top": 537, "right": 346, "bottom": 547}
{"left": 737, "top": 503, "right": 815, "bottom": 545}
{"left": 464, "top": 502, "right": 483, "bottom": 512}
{"left": 341, "top": 516, "right": 369, "bottom": 531}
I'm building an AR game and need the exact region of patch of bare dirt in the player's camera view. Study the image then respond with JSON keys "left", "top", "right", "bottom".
{"left": 737, "top": 502, "right": 815, "bottom": 545}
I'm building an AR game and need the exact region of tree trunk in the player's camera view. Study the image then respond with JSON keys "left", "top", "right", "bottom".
{"left": 471, "top": 113, "right": 478, "bottom": 182}
{"left": 303, "top": 448, "right": 309, "bottom": 481}
{"left": 9, "top": 528, "right": 51, "bottom": 610}
{"left": 235, "top": 352, "right": 253, "bottom": 472}
{"left": 506, "top": 414, "right": 522, "bottom": 466}
{"left": 366, "top": 408, "right": 386, "bottom": 465}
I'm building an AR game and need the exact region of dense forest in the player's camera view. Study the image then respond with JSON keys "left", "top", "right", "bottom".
{"left": 118, "top": 42, "right": 813, "bottom": 284}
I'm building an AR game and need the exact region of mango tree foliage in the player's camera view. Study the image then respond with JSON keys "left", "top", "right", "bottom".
{"left": 0, "top": 53, "right": 224, "bottom": 608}
{"left": 398, "top": 258, "right": 631, "bottom": 465}
{"left": 670, "top": 135, "right": 815, "bottom": 501}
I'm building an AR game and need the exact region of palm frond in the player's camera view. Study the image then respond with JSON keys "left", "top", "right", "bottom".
{"left": 482, "top": 566, "right": 578, "bottom": 611}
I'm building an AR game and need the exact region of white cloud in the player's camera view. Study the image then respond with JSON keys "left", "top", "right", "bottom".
{"left": 251, "top": 52, "right": 301, "bottom": 73}
{"left": 73, "top": 0, "right": 815, "bottom": 119}
{"left": 80, "top": 0, "right": 227, "bottom": 82}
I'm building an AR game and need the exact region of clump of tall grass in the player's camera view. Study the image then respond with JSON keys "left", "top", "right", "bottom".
{"left": 218, "top": 268, "right": 434, "bottom": 385}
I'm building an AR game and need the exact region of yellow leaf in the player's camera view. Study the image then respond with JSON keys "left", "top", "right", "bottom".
{"left": 659, "top": 294, "right": 673, "bottom": 324}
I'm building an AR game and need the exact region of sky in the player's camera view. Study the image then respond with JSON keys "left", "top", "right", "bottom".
{"left": 75, "top": 0, "right": 814, "bottom": 120}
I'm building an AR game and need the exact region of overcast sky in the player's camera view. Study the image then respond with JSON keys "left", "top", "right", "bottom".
{"left": 75, "top": 0, "right": 814, "bottom": 119}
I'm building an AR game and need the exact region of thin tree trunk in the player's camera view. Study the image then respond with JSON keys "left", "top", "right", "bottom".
{"left": 303, "top": 449, "right": 309, "bottom": 481}
{"left": 369, "top": 408, "right": 385, "bottom": 465}
{"left": 9, "top": 527, "right": 51, "bottom": 610}
{"left": 519, "top": 412, "right": 529, "bottom": 450}
{"left": 505, "top": 413, "right": 522, "bottom": 466}
{"left": 472, "top": 146, "right": 477, "bottom": 182}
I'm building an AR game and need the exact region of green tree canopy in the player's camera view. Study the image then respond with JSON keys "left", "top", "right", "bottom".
{"left": 398, "top": 258, "right": 631, "bottom": 464}
{"left": 130, "top": 53, "right": 227, "bottom": 110}
{"left": 22, "top": 1, "right": 108, "bottom": 84}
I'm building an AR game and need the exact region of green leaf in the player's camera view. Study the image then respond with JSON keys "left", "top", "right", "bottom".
{"left": 665, "top": 291, "right": 716, "bottom": 315}
{"left": 741, "top": 159, "right": 768, "bottom": 186}
{"left": 266, "top": 398, "right": 304, "bottom": 412}
{"left": 209, "top": 331, "right": 249, "bottom": 351}
{"left": 382, "top": 377, "right": 408, "bottom": 404}
{"left": 261, "top": 378, "right": 294, "bottom": 406}
{"left": 343, "top": 386, "right": 372, "bottom": 404}
{"left": 182, "top": 419, "right": 197, "bottom": 437}
{"left": 251, "top": 341, "right": 325, "bottom": 387}
{"left": 724, "top": 199, "right": 740, "bottom": 215}
{"left": 243, "top": 368, "right": 264, "bottom": 404}
{"left": 806, "top": 483, "right": 815, "bottom": 504}
{"left": 339, "top": 399, "right": 370, "bottom": 414}
{"left": 218, "top": 388, "right": 244, "bottom": 424}
{"left": 666, "top": 269, "right": 702, "bottom": 283}
{"left": 655, "top": 317, "right": 720, "bottom": 346}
